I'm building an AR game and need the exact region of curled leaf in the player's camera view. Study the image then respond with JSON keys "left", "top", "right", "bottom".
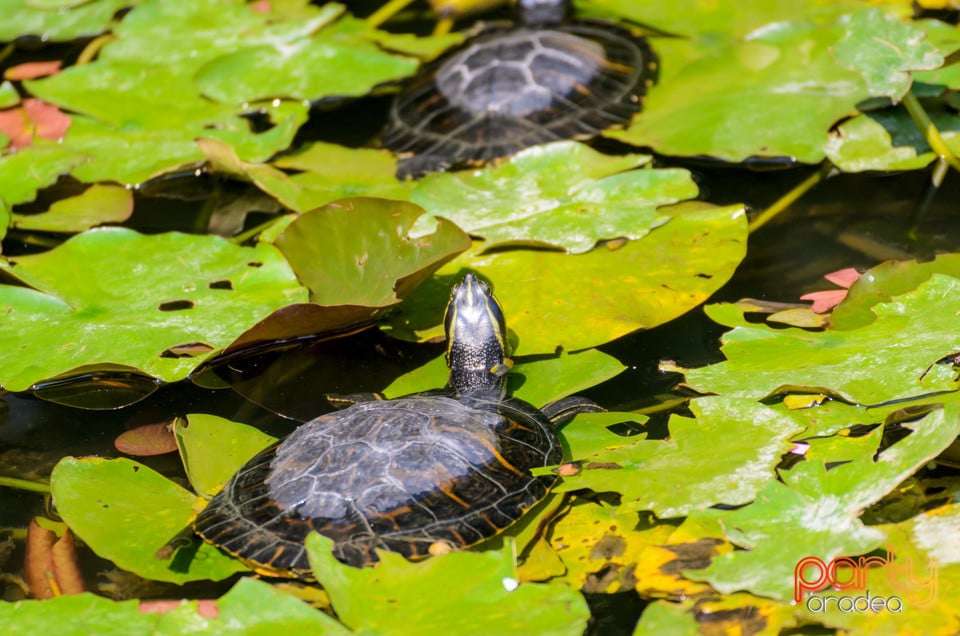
{"left": 25, "top": 518, "right": 85, "bottom": 599}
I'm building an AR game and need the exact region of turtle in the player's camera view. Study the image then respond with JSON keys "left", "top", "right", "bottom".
{"left": 192, "top": 273, "right": 601, "bottom": 575}
{"left": 381, "top": 0, "right": 658, "bottom": 179}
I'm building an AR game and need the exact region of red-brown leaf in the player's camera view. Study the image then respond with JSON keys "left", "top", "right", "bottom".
{"left": 140, "top": 599, "right": 220, "bottom": 618}
{"left": 0, "top": 99, "right": 71, "bottom": 149}
{"left": 4, "top": 60, "right": 62, "bottom": 81}
{"left": 799, "top": 289, "right": 849, "bottom": 314}
{"left": 822, "top": 267, "right": 861, "bottom": 289}
{"left": 114, "top": 421, "right": 179, "bottom": 456}
{"left": 23, "top": 98, "right": 71, "bottom": 141}
{"left": 0, "top": 107, "right": 31, "bottom": 148}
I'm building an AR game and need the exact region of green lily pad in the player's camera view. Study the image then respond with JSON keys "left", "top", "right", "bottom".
{"left": 306, "top": 533, "right": 590, "bottom": 636}
{"left": 625, "top": 515, "right": 732, "bottom": 600}
{"left": 823, "top": 106, "right": 960, "bottom": 173}
{"left": 0, "top": 576, "right": 348, "bottom": 635}
{"left": 544, "top": 501, "right": 673, "bottom": 594}
{"left": 26, "top": 67, "right": 309, "bottom": 185}
{"left": 560, "top": 410, "right": 649, "bottom": 459}
{"left": 175, "top": 414, "right": 278, "bottom": 498}
{"left": 382, "top": 347, "right": 626, "bottom": 408}
{"left": 20, "top": 0, "right": 345, "bottom": 184}
{"left": 409, "top": 142, "right": 692, "bottom": 253}
{"left": 390, "top": 201, "right": 747, "bottom": 354}
{"left": 914, "top": 19, "right": 960, "bottom": 90}
{"left": 98, "top": 0, "right": 343, "bottom": 74}
{"left": 553, "top": 396, "right": 805, "bottom": 517}
{"left": 0, "top": 0, "right": 131, "bottom": 41}
{"left": 0, "top": 81, "right": 21, "bottom": 109}
{"left": 0, "top": 228, "right": 307, "bottom": 391}
{"left": 103, "top": 0, "right": 415, "bottom": 107}
{"left": 0, "top": 144, "right": 87, "bottom": 210}
{"left": 614, "top": 20, "right": 871, "bottom": 164}
{"left": 831, "top": 253, "right": 960, "bottom": 330}
{"left": 11, "top": 184, "right": 133, "bottom": 233}
{"left": 366, "top": 28, "right": 465, "bottom": 59}
{"left": 633, "top": 600, "right": 702, "bottom": 636}
{"left": 578, "top": 0, "right": 910, "bottom": 41}
{"left": 50, "top": 456, "right": 247, "bottom": 583}
{"left": 272, "top": 197, "right": 471, "bottom": 307}
{"left": 832, "top": 9, "right": 944, "bottom": 101}
{"left": 0, "top": 594, "right": 157, "bottom": 635}
{"left": 672, "top": 274, "right": 960, "bottom": 404}
{"left": 776, "top": 398, "right": 889, "bottom": 439}
{"left": 157, "top": 577, "right": 349, "bottom": 633}
{"left": 685, "top": 405, "right": 960, "bottom": 601}
{"left": 195, "top": 14, "right": 418, "bottom": 104}
{"left": 794, "top": 503, "right": 960, "bottom": 633}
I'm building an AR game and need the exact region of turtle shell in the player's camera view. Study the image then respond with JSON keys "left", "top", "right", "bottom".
{"left": 193, "top": 391, "right": 561, "bottom": 575}
{"left": 382, "top": 20, "right": 658, "bottom": 178}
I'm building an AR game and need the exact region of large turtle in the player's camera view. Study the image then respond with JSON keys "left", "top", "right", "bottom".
{"left": 381, "top": 0, "right": 658, "bottom": 178}
{"left": 193, "top": 274, "right": 600, "bottom": 575}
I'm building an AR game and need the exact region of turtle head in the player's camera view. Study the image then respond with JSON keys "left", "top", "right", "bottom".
{"left": 517, "top": 0, "right": 569, "bottom": 26}
{"left": 444, "top": 274, "right": 512, "bottom": 395}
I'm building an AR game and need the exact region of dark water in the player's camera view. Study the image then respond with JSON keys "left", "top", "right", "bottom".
{"left": 3, "top": 88, "right": 960, "bottom": 625}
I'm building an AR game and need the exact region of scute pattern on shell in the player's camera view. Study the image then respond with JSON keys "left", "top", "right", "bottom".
{"left": 193, "top": 392, "right": 561, "bottom": 574}
{"left": 382, "top": 20, "right": 657, "bottom": 178}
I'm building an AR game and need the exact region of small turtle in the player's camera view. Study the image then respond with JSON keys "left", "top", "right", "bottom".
{"left": 193, "top": 274, "right": 600, "bottom": 575}
{"left": 381, "top": 0, "right": 658, "bottom": 178}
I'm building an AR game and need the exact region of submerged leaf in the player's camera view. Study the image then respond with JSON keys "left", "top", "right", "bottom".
{"left": 203, "top": 139, "right": 412, "bottom": 213}
{"left": 11, "top": 184, "right": 133, "bottom": 233}
{"left": 0, "top": 145, "right": 85, "bottom": 211}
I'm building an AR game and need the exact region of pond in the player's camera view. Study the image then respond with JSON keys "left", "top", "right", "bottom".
{"left": 1, "top": 0, "right": 960, "bottom": 634}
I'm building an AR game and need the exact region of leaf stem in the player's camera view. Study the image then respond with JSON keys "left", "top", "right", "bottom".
{"left": 366, "top": 0, "right": 416, "bottom": 28}
{"left": 748, "top": 164, "right": 832, "bottom": 233}
{"left": 76, "top": 34, "right": 114, "bottom": 66}
{"left": 192, "top": 180, "right": 219, "bottom": 234}
{"left": 902, "top": 91, "right": 960, "bottom": 173}
{"left": 230, "top": 216, "right": 281, "bottom": 244}
{"left": 4, "top": 230, "right": 63, "bottom": 249}
{"left": 434, "top": 17, "right": 454, "bottom": 36}
{"left": 0, "top": 476, "right": 51, "bottom": 494}
{"left": 908, "top": 156, "right": 949, "bottom": 238}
